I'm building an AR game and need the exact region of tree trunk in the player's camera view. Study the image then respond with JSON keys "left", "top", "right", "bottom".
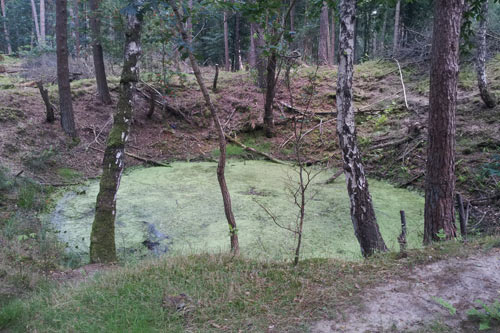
{"left": 73, "top": 0, "right": 80, "bottom": 57}
{"left": 476, "top": 0, "right": 496, "bottom": 108}
{"left": 379, "top": 7, "right": 387, "bottom": 54}
{"left": 290, "top": 0, "right": 295, "bottom": 32}
{"left": 30, "top": 0, "right": 41, "bottom": 44}
{"left": 39, "top": 0, "right": 45, "bottom": 44}
{"left": 170, "top": 0, "right": 239, "bottom": 254}
{"left": 223, "top": 10, "right": 230, "bottom": 71}
{"left": 1, "top": 0, "right": 12, "bottom": 54}
{"left": 423, "top": 0, "right": 464, "bottom": 244}
{"left": 56, "top": 0, "right": 77, "bottom": 137}
{"left": 330, "top": 9, "right": 335, "bottom": 65}
{"left": 264, "top": 50, "right": 277, "bottom": 137}
{"left": 393, "top": 0, "right": 400, "bottom": 56}
{"left": 89, "top": 0, "right": 112, "bottom": 104}
{"left": 249, "top": 23, "right": 257, "bottom": 68}
{"left": 186, "top": 0, "right": 192, "bottom": 41}
{"left": 233, "top": 11, "right": 242, "bottom": 71}
{"left": 89, "top": 11, "right": 142, "bottom": 263}
{"left": 336, "top": 0, "right": 387, "bottom": 257}
{"left": 318, "top": 1, "right": 329, "bottom": 65}
{"left": 37, "top": 81, "right": 55, "bottom": 123}
{"left": 255, "top": 24, "right": 266, "bottom": 88}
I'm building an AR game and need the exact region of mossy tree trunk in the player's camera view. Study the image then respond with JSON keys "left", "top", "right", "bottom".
{"left": 89, "top": 11, "right": 142, "bottom": 263}
{"left": 336, "top": 0, "right": 387, "bottom": 257}
{"left": 170, "top": 0, "right": 239, "bottom": 254}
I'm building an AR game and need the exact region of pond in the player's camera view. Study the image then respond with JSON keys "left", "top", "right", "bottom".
{"left": 49, "top": 160, "right": 425, "bottom": 261}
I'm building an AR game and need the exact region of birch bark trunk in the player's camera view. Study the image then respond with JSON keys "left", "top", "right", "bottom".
{"left": 336, "top": 0, "right": 387, "bottom": 257}
{"left": 89, "top": 11, "right": 142, "bottom": 263}
{"left": 476, "top": 0, "right": 496, "bottom": 108}
{"left": 39, "top": 0, "right": 45, "bottom": 44}
{"left": 1, "top": 0, "right": 12, "bottom": 54}
{"left": 30, "top": 0, "right": 41, "bottom": 44}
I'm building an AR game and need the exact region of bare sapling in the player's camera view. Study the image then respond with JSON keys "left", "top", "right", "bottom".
{"left": 255, "top": 65, "right": 323, "bottom": 266}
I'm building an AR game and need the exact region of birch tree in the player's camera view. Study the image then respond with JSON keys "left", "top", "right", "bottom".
{"left": 336, "top": 0, "right": 387, "bottom": 257}
{"left": 476, "top": 0, "right": 496, "bottom": 108}
{"left": 1, "top": 0, "right": 12, "bottom": 54}
{"left": 90, "top": 7, "right": 143, "bottom": 263}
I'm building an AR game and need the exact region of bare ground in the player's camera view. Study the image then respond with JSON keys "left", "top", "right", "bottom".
{"left": 312, "top": 249, "right": 500, "bottom": 333}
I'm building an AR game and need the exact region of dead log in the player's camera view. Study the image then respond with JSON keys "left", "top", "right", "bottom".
{"left": 212, "top": 64, "right": 219, "bottom": 92}
{"left": 137, "top": 86, "right": 192, "bottom": 124}
{"left": 398, "top": 172, "right": 424, "bottom": 188}
{"left": 278, "top": 101, "right": 334, "bottom": 116}
{"left": 398, "top": 210, "right": 408, "bottom": 257}
{"left": 89, "top": 146, "right": 170, "bottom": 167}
{"left": 456, "top": 193, "right": 468, "bottom": 240}
{"left": 325, "top": 169, "right": 343, "bottom": 184}
{"left": 224, "top": 134, "right": 286, "bottom": 164}
{"left": 36, "top": 81, "right": 56, "bottom": 123}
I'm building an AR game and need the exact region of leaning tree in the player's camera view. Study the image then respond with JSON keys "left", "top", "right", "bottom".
{"left": 89, "top": 3, "right": 143, "bottom": 263}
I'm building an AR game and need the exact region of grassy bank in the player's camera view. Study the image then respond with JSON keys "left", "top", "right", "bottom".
{"left": 1, "top": 237, "right": 498, "bottom": 332}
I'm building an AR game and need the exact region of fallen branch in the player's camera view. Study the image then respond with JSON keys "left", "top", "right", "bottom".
{"left": 278, "top": 101, "right": 333, "bottom": 116}
{"left": 137, "top": 82, "right": 192, "bottom": 124}
{"left": 89, "top": 146, "right": 170, "bottom": 167}
{"left": 325, "top": 169, "right": 343, "bottom": 184}
{"left": 398, "top": 172, "right": 424, "bottom": 188}
{"left": 393, "top": 58, "right": 409, "bottom": 110}
{"left": 224, "top": 134, "right": 286, "bottom": 164}
{"left": 371, "top": 136, "right": 411, "bottom": 150}
{"left": 280, "top": 118, "right": 336, "bottom": 149}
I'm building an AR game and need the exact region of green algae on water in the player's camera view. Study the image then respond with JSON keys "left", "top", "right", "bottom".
{"left": 49, "top": 160, "right": 424, "bottom": 261}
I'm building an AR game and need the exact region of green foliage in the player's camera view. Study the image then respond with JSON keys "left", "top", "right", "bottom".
{"left": 21, "top": 147, "right": 57, "bottom": 172}
{"left": 57, "top": 168, "right": 82, "bottom": 182}
{"left": 467, "top": 299, "right": 500, "bottom": 331}
{"left": 432, "top": 297, "right": 457, "bottom": 315}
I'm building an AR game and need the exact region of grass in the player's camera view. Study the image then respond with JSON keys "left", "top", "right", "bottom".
{"left": 0, "top": 236, "right": 496, "bottom": 332}
{"left": 0, "top": 167, "right": 67, "bottom": 305}
{"left": 57, "top": 167, "right": 82, "bottom": 181}
{"left": 458, "top": 65, "right": 477, "bottom": 91}
{"left": 212, "top": 135, "right": 271, "bottom": 158}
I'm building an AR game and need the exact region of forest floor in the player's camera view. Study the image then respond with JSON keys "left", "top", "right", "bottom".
{"left": 313, "top": 249, "right": 500, "bottom": 332}
{"left": 1, "top": 54, "right": 500, "bottom": 331}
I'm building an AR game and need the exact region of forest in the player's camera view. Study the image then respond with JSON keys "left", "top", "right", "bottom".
{"left": 1, "top": 0, "right": 500, "bottom": 331}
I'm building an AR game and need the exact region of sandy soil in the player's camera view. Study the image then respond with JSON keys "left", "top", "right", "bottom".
{"left": 312, "top": 249, "right": 500, "bottom": 332}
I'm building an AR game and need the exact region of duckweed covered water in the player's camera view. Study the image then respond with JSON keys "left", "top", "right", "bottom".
{"left": 50, "top": 160, "right": 424, "bottom": 261}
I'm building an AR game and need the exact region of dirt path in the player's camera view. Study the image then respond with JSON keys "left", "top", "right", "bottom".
{"left": 312, "top": 249, "right": 500, "bottom": 332}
